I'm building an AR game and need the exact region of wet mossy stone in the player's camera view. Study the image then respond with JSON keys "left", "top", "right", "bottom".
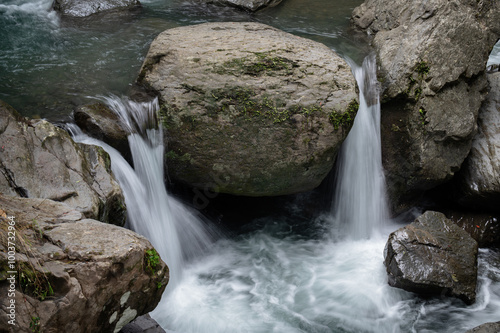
{"left": 138, "top": 22, "right": 358, "bottom": 196}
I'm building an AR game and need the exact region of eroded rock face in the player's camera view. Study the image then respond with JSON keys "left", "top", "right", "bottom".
{"left": 138, "top": 22, "right": 358, "bottom": 196}
{"left": 52, "top": 0, "right": 140, "bottom": 17}
{"left": 454, "top": 72, "right": 500, "bottom": 212}
{"left": 202, "top": 0, "right": 283, "bottom": 12}
{"left": 384, "top": 211, "right": 478, "bottom": 304}
{"left": 0, "top": 194, "right": 168, "bottom": 333}
{"left": 0, "top": 100, "right": 126, "bottom": 226}
{"left": 352, "top": 0, "right": 500, "bottom": 212}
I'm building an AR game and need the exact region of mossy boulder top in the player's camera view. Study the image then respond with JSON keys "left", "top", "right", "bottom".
{"left": 138, "top": 22, "right": 358, "bottom": 196}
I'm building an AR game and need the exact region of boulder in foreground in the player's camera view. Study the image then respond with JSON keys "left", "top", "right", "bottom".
{"left": 0, "top": 194, "right": 168, "bottom": 333}
{"left": 384, "top": 211, "right": 478, "bottom": 304}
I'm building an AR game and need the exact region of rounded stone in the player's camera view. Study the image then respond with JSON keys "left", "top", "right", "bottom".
{"left": 138, "top": 22, "right": 358, "bottom": 196}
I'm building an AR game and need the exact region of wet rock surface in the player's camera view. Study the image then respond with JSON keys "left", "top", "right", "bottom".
{"left": 446, "top": 210, "right": 500, "bottom": 248}
{"left": 465, "top": 321, "right": 500, "bottom": 333}
{"left": 384, "top": 211, "right": 479, "bottom": 304}
{"left": 74, "top": 102, "right": 131, "bottom": 159}
{"left": 201, "top": 0, "right": 283, "bottom": 12}
{"left": 138, "top": 22, "right": 358, "bottom": 197}
{"left": 119, "top": 314, "right": 166, "bottom": 333}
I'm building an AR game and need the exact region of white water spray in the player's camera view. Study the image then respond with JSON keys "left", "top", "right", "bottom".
{"left": 331, "top": 54, "right": 388, "bottom": 239}
{"left": 67, "top": 96, "right": 217, "bottom": 289}
{"left": 0, "top": 0, "right": 60, "bottom": 27}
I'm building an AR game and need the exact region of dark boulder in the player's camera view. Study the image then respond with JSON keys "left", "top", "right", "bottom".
{"left": 384, "top": 211, "right": 479, "bottom": 304}
{"left": 74, "top": 102, "right": 130, "bottom": 158}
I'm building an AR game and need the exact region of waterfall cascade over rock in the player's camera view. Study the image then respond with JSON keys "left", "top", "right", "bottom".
{"left": 65, "top": 57, "right": 500, "bottom": 333}
{"left": 67, "top": 97, "right": 217, "bottom": 289}
{"left": 331, "top": 54, "right": 388, "bottom": 240}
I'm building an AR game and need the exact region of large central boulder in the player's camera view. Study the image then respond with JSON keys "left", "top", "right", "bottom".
{"left": 352, "top": 0, "right": 500, "bottom": 212}
{"left": 138, "top": 22, "right": 358, "bottom": 197}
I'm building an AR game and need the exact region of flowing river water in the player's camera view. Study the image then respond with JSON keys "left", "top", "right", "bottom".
{"left": 3, "top": 0, "right": 500, "bottom": 332}
{"left": 68, "top": 63, "right": 500, "bottom": 332}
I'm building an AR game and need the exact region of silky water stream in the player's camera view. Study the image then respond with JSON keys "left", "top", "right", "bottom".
{"left": 66, "top": 56, "right": 500, "bottom": 333}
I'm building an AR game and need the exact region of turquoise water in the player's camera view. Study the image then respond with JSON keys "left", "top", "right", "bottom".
{"left": 0, "top": 0, "right": 366, "bottom": 119}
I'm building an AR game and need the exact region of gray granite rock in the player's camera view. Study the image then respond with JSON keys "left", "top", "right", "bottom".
{"left": 138, "top": 22, "right": 358, "bottom": 197}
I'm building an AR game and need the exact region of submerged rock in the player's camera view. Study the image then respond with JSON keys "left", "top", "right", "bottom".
{"left": 138, "top": 22, "right": 358, "bottom": 197}
{"left": 352, "top": 0, "right": 500, "bottom": 212}
{"left": 0, "top": 100, "right": 126, "bottom": 226}
{"left": 52, "top": 0, "right": 140, "bottom": 17}
{"left": 202, "top": 0, "right": 283, "bottom": 12}
{"left": 0, "top": 194, "right": 168, "bottom": 333}
{"left": 465, "top": 321, "right": 500, "bottom": 333}
{"left": 384, "top": 211, "right": 478, "bottom": 304}
{"left": 454, "top": 72, "right": 500, "bottom": 213}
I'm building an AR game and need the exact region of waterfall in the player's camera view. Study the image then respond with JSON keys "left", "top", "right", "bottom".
{"left": 331, "top": 54, "right": 389, "bottom": 239}
{"left": 67, "top": 96, "right": 217, "bottom": 289}
{"left": 63, "top": 65, "right": 500, "bottom": 333}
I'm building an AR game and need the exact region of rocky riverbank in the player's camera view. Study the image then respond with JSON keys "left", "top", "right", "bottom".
{"left": 0, "top": 101, "right": 168, "bottom": 333}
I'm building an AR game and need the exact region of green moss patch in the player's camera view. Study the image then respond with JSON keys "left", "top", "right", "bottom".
{"left": 144, "top": 248, "right": 161, "bottom": 276}
{"left": 329, "top": 99, "right": 358, "bottom": 130}
{"left": 200, "top": 86, "right": 323, "bottom": 124}
{"left": 213, "top": 51, "right": 298, "bottom": 77}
